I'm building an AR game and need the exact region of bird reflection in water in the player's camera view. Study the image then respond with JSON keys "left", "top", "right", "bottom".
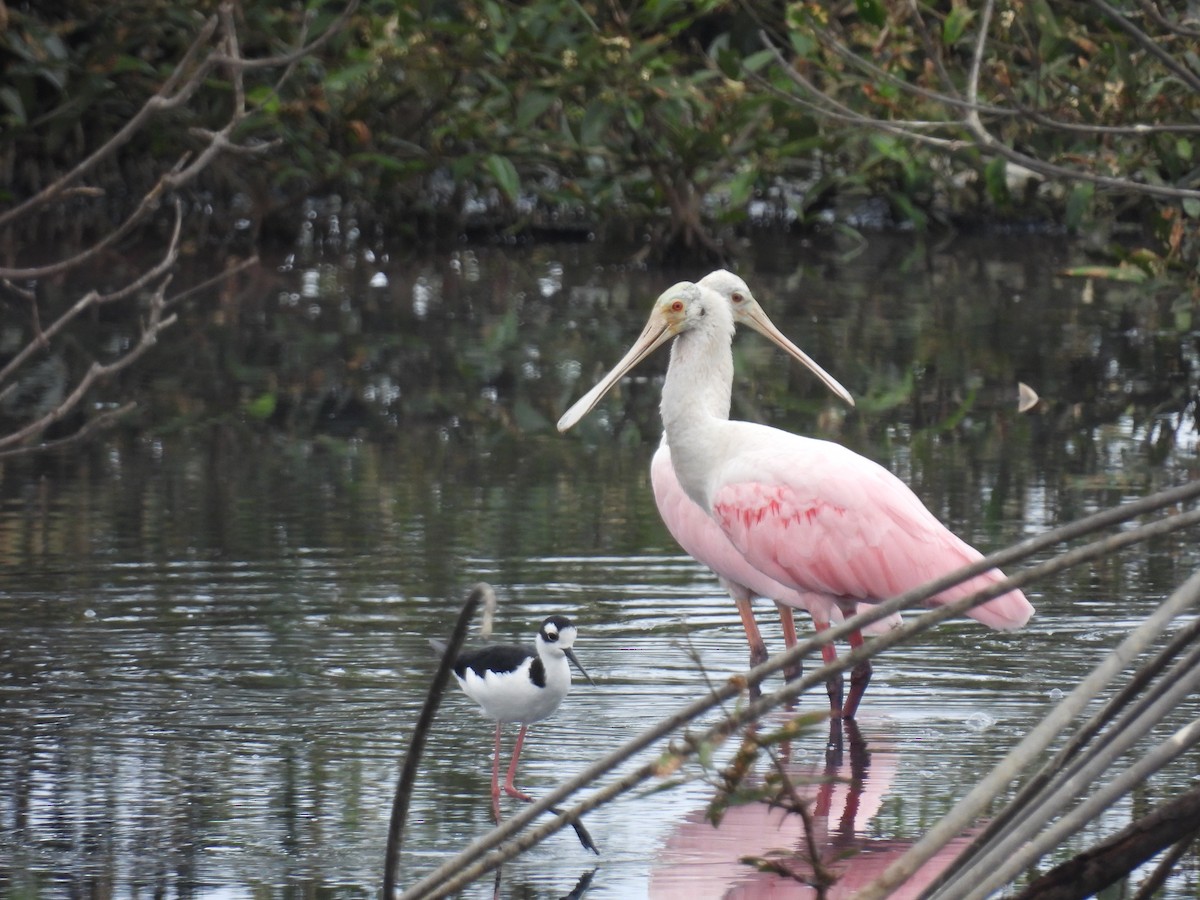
{"left": 490, "top": 864, "right": 598, "bottom": 900}
{"left": 649, "top": 721, "right": 976, "bottom": 899}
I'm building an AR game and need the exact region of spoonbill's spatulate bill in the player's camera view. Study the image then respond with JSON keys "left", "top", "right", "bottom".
{"left": 435, "top": 615, "right": 593, "bottom": 822}
{"left": 650, "top": 270, "right": 901, "bottom": 711}
{"left": 559, "top": 281, "right": 1032, "bottom": 719}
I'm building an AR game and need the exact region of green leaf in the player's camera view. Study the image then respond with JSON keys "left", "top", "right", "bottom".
{"left": 1065, "top": 182, "right": 1094, "bottom": 231}
{"left": 348, "top": 152, "right": 422, "bottom": 175}
{"left": 580, "top": 99, "right": 612, "bottom": 147}
{"left": 112, "top": 55, "right": 157, "bottom": 76}
{"left": 1176, "top": 137, "right": 1193, "bottom": 162}
{"left": 1182, "top": 198, "right": 1200, "bottom": 219}
{"left": 1172, "top": 292, "right": 1192, "bottom": 332}
{"left": 513, "top": 398, "right": 550, "bottom": 432}
{"left": 0, "top": 87, "right": 26, "bottom": 125}
{"left": 889, "top": 190, "right": 928, "bottom": 231}
{"left": 246, "top": 84, "right": 280, "bottom": 114}
{"left": 716, "top": 47, "right": 741, "bottom": 79}
{"left": 855, "top": 0, "right": 886, "bottom": 27}
{"left": 743, "top": 49, "right": 776, "bottom": 73}
{"left": 244, "top": 393, "right": 277, "bottom": 421}
{"left": 1060, "top": 264, "right": 1148, "bottom": 283}
{"left": 516, "top": 90, "right": 556, "bottom": 129}
{"left": 493, "top": 26, "right": 513, "bottom": 57}
{"left": 624, "top": 103, "right": 644, "bottom": 131}
{"left": 984, "top": 157, "right": 1009, "bottom": 205}
{"left": 485, "top": 154, "right": 521, "bottom": 204}
{"left": 789, "top": 31, "right": 816, "bottom": 57}
{"left": 868, "top": 134, "right": 904, "bottom": 162}
{"left": 325, "top": 60, "right": 374, "bottom": 93}
{"left": 943, "top": 7, "right": 975, "bottom": 45}
{"left": 724, "top": 166, "right": 756, "bottom": 210}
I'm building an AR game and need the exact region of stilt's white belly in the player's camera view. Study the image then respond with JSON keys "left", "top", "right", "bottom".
{"left": 457, "top": 658, "right": 571, "bottom": 724}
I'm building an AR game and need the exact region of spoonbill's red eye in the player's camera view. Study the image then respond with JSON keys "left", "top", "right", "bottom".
{"left": 732, "top": 292, "right": 744, "bottom": 304}
{"left": 671, "top": 299, "right": 684, "bottom": 313}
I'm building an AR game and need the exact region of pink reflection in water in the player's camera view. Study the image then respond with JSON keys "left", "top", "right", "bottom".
{"left": 649, "top": 722, "right": 976, "bottom": 899}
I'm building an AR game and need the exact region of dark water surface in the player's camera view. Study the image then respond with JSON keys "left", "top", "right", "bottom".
{"left": 2, "top": 233, "right": 1199, "bottom": 898}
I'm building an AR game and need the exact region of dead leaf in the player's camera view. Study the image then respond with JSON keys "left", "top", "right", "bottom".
{"left": 1018, "top": 382, "right": 1040, "bottom": 413}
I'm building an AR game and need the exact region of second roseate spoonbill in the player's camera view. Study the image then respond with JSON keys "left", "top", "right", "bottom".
{"left": 558, "top": 282, "right": 1033, "bottom": 719}
{"left": 652, "top": 270, "right": 901, "bottom": 712}
{"left": 432, "top": 615, "right": 593, "bottom": 824}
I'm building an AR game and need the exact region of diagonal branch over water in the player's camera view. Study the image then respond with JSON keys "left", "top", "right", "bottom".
{"left": 396, "top": 479, "right": 1200, "bottom": 898}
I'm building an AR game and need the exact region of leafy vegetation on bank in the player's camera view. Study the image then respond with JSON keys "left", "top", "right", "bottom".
{"left": 1, "top": 0, "right": 1198, "bottom": 456}
{"left": 3, "top": 1, "right": 1197, "bottom": 259}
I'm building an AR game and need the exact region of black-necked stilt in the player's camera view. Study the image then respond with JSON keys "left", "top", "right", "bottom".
{"left": 435, "top": 614, "right": 594, "bottom": 823}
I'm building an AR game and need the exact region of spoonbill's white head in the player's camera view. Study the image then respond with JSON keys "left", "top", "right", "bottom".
{"left": 698, "top": 269, "right": 855, "bottom": 408}
{"left": 557, "top": 279, "right": 853, "bottom": 433}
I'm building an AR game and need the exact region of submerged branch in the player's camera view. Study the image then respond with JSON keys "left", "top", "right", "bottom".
{"left": 383, "top": 583, "right": 497, "bottom": 897}
{"left": 401, "top": 485, "right": 1200, "bottom": 897}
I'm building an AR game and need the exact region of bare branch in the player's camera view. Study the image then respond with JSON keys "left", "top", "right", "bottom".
{"left": 1137, "top": 0, "right": 1200, "bottom": 37}
{"left": 210, "top": 0, "right": 361, "bottom": 70}
{"left": 0, "top": 1, "right": 360, "bottom": 458}
{"left": 755, "top": 37, "right": 972, "bottom": 151}
{"left": 1089, "top": 0, "right": 1200, "bottom": 93}
{"left": 0, "top": 165, "right": 181, "bottom": 281}
{"left": 0, "top": 14, "right": 221, "bottom": 230}
{"left": 756, "top": 11, "right": 1200, "bottom": 203}
{"left": 163, "top": 254, "right": 260, "bottom": 309}
{"left": 0, "top": 203, "right": 183, "bottom": 388}
{"left": 0, "top": 401, "right": 138, "bottom": 460}
{"left": 400, "top": 484, "right": 1200, "bottom": 898}
{"left": 0, "top": 0, "right": 358, "bottom": 240}
{"left": 0, "top": 303, "right": 178, "bottom": 455}
{"left": 794, "top": 13, "right": 1200, "bottom": 138}
{"left": 0, "top": 202, "right": 187, "bottom": 455}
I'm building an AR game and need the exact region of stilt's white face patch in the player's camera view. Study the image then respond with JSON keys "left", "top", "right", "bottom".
{"left": 538, "top": 615, "right": 579, "bottom": 652}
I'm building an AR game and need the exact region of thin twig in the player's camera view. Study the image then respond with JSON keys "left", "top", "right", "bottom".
{"left": 0, "top": 401, "right": 138, "bottom": 460}
{"left": 1129, "top": 827, "right": 1200, "bottom": 900}
{"left": 210, "top": 0, "right": 360, "bottom": 70}
{"left": 0, "top": 200, "right": 182, "bottom": 387}
{"left": 163, "top": 255, "right": 260, "bottom": 309}
{"left": 1088, "top": 0, "right": 1200, "bottom": 93}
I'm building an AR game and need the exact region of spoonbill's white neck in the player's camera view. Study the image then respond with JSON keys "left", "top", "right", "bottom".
{"left": 660, "top": 289, "right": 735, "bottom": 509}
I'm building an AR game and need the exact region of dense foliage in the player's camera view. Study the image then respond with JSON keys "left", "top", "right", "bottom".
{"left": 1, "top": 0, "right": 1197, "bottom": 456}
{"left": 2, "top": 1, "right": 1197, "bottom": 263}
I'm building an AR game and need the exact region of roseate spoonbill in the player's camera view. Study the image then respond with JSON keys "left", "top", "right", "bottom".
{"left": 653, "top": 270, "right": 901, "bottom": 711}
{"left": 433, "top": 615, "right": 593, "bottom": 823}
{"left": 558, "top": 282, "right": 1033, "bottom": 719}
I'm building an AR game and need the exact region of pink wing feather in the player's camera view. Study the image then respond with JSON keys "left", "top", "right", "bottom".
{"left": 709, "top": 427, "right": 1033, "bottom": 631}
{"left": 653, "top": 440, "right": 902, "bottom": 633}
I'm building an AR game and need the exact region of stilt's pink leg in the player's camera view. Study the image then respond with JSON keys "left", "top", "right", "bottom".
{"left": 491, "top": 722, "right": 503, "bottom": 823}
{"left": 841, "top": 629, "right": 872, "bottom": 720}
{"left": 503, "top": 724, "right": 535, "bottom": 802}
